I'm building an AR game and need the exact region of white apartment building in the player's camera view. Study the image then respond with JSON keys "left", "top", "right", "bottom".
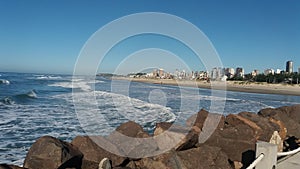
{"left": 264, "top": 69, "right": 275, "bottom": 75}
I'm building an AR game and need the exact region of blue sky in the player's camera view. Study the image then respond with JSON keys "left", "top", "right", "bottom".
{"left": 0, "top": 0, "right": 299, "bottom": 74}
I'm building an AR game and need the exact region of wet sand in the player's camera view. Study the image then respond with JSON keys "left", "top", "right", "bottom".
{"left": 112, "top": 77, "right": 300, "bottom": 96}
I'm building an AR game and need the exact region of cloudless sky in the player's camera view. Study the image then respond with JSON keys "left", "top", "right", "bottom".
{"left": 0, "top": 0, "right": 299, "bottom": 74}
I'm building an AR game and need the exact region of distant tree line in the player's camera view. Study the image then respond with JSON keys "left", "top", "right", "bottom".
{"left": 128, "top": 72, "right": 146, "bottom": 76}
{"left": 227, "top": 73, "right": 300, "bottom": 84}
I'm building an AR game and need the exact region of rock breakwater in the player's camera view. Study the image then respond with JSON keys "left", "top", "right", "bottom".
{"left": 1, "top": 105, "right": 300, "bottom": 169}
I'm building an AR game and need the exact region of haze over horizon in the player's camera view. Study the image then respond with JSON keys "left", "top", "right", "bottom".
{"left": 0, "top": 1, "right": 299, "bottom": 75}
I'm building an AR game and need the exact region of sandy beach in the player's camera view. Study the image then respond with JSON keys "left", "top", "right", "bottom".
{"left": 112, "top": 77, "right": 300, "bottom": 96}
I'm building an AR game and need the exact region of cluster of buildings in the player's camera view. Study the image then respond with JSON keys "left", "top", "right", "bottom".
{"left": 129, "top": 61, "right": 300, "bottom": 81}
{"left": 210, "top": 67, "right": 245, "bottom": 81}
{"left": 262, "top": 61, "right": 298, "bottom": 76}
{"left": 211, "top": 61, "right": 300, "bottom": 81}
{"left": 210, "top": 61, "right": 299, "bottom": 81}
{"left": 144, "top": 68, "right": 209, "bottom": 80}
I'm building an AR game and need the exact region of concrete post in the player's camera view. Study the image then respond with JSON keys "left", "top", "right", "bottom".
{"left": 255, "top": 141, "right": 277, "bottom": 169}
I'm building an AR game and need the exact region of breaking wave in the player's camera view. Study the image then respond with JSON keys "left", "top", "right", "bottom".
{"left": 0, "top": 79, "right": 10, "bottom": 85}
{"left": 58, "top": 89, "right": 176, "bottom": 134}
{"left": 35, "top": 75, "right": 62, "bottom": 80}
{"left": 0, "top": 90, "right": 37, "bottom": 105}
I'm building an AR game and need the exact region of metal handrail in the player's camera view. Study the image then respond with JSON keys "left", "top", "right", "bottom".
{"left": 246, "top": 153, "right": 265, "bottom": 169}
{"left": 277, "top": 147, "right": 300, "bottom": 157}
{"left": 247, "top": 147, "right": 300, "bottom": 168}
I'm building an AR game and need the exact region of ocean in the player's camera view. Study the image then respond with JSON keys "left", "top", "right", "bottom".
{"left": 0, "top": 72, "right": 300, "bottom": 165}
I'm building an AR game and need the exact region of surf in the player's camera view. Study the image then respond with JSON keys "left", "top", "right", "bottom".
{"left": 0, "top": 79, "right": 10, "bottom": 85}
{"left": 1, "top": 90, "right": 38, "bottom": 105}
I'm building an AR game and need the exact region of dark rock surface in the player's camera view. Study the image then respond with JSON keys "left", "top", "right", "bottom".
{"left": 81, "top": 160, "right": 98, "bottom": 169}
{"left": 177, "top": 145, "right": 232, "bottom": 169}
{"left": 153, "top": 122, "right": 173, "bottom": 136}
{"left": 154, "top": 123, "right": 200, "bottom": 151}
{"left": 238, "top": 111, "right": 286, "bottom": 141}
{"left": 133, "top": 150, "right": 185, "bottom": 169}
{"left": 203, "top": 128, "right": 256, "bottom": 162}
{"left": 186, "top": 109, "right": 225, "bottom": 130}
{"left": 71, "top": 136, "right": 127, "bottom": 167}
{"left": 258, "top": 104, "right": 300, "bottom": 138}
{"left": 133, "top": 145, "right": 231, "bottom": 169}
{"left": 115, "top": 121, "right": 150, "bottom": 138}
{"left": 23, "top": 136, "right": 83, "bottom": 169}
{"left": 107, "top": 121, "right": 158, "bottom": 159}
{"left": 186, "top": 109, "right": 209, "bottom": 129}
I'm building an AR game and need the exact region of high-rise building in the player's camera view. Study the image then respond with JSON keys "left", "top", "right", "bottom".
{"left": 298, "top": 67, "right": 300, "bottom": 74}
{"left": 251, "top": 70, "right": 259, "bottom": 76}
{"left": 159, "top": 68, "right": 164, "bottom": 78}
{"left": 264, "top": 69, "right": 274, "bottom": 75}
{"left": 275, "top": 69, "right": 281, "bottom": 74}
{"left": 225, "top": 68, "right": 235, "bottom": 78}
{"left": 210, "top": 68, "right": 218, "bottom": 80}
{"left": 286, "top": 61, "right": 293, "bottom": 73}
{"left": 210, "top": 67, "right": 224, "bottom": 80}
{"left": 236, "top": 67, "right": 244, "bottom": 78}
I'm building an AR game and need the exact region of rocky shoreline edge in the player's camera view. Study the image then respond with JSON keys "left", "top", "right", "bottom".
{"left": 1, "top": 105, "right": 300, "bottom": 169}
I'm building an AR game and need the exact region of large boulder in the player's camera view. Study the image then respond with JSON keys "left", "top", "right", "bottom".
{"left": 115, "top": 121, "right": 150, "bottom": 138}
{"left": 177, "top": 145, "right": 232, "bottom": 169}
{"left": 71, "top": 136, "right": 127, "bottom": 167}
{"left": 203, "top": 114, "right": 258, "bottom": 162}
{"left": 154, "top": 122, "right": 200, "bottom": 151}
{"left": 80, "top": 160, "right": 98, "bottom": 169}
{"left": 258, "top": 105, "right": 300, "bottom": 138}
{"left": 106, "top": 121, "right": 158, "bottom": 159}
{"left": 186, "top": 109, "right": 225, "bottom": 145}
{"left": 0, "top": 164, "right": 27, "bottom": 169}
{"left": 238, "top": 111, "right": 286, "bottom": 152}
{"left": 134, "top": 150, "right": 185, "bottom": 169}
{"left": 225, "top": 114, "right": 263, "bottom": 141}
{"left": 186, "top": 109, "right": 209, "bottom": 129}
{"left": 153, "top": 122, "right": 172, "bottom": 136}
{"left": 23, "top": 136, "right": 83, "bottom": 169}
{"left": 186, "top": 109, "right": 225, "bottom": 130}
{"left": 134, "top": 145, "right": 231, "bottom": 169}
{"left": 204, "top": 130, "right": 256, "bottom": 163}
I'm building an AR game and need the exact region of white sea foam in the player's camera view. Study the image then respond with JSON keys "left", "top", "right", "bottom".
{"left": 49, "top": 78, "right": 105, "bottom": 92}
{"left": 0, "top": 101, "right": 85, "bottom": 166}
{"left": 0, "top": 79, "right": 10, "bottom": 85}
{"left": 26, "top": 90, "right": 37, "bottom": 98}
{"left": 96, "top": 90, "right": 176, "bottom": 122}
{"left": 36, "top": 75, "right": 62, "bottom": 80}
{"left": 49, "top": 80, "right": 92, "bottom": 91}
{"left": 58, "top": 89, "right": 176, "bottom": 135}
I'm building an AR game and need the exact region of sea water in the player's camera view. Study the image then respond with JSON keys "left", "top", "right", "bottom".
{"left": 0, "top": 72, "right": 299, "bottom": 165}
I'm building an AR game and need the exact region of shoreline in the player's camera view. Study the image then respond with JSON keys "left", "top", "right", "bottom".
{"left": 112, "top": 77, "right": 300, "bottom": 96}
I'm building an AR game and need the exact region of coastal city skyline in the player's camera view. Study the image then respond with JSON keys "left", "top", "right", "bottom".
{"left": 1, "top": 1, "right": 300, "bottom": 168}
{"left": 125, "top": 60, "right": 300, "bottom": 80}
{"left": 0, "top": 1, "right": 300, "bottom": 75}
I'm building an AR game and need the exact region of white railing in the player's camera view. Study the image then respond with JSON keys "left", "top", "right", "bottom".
{"left": 246, "top": 153, "right": 265, "bottom": 169}
{"left": 277, "top": 147, "right": 300, "bottom": 157}
{"left": 247, "top": 142, "right": 300, "bottom": 169}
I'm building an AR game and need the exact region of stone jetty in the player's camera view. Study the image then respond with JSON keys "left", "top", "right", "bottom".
{"left": 1, "top": 105, "right": 300, "bottom": 169}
